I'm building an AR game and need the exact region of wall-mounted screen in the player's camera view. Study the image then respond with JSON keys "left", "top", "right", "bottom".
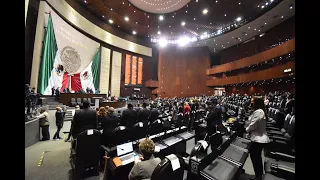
{"left": 124, "top": 54, "right": 143, "bottom": 86}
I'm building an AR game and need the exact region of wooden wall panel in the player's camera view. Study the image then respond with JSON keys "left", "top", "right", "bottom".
{"left": 207, "top": 61, "right": 295, "bottom": 86}
{"left": 225, "top": 83, "right": 295, "bottom": 95}
{"left": 99, "top": 47, "right": 111, "bottom": 94}
{"left": 207, "top": 39, "right": 295, "bottom": 75}
{"left": 158, "top": 47, "right": 211, "bottom": 98}
{"left": 111, "top": 51, "right": 122, "bottom": 97}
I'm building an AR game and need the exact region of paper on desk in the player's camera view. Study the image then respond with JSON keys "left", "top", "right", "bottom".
{"left": 166, "top": 154, "right": 180, "bottom": 171}
{"left": 155, "top": 146, "right": 160, "bottom": 152}
{"left": 87, "top": 129, "right": 93, "bottom": 135}
{"left": 198, "top": 140, "right": 208, "bottom": 150}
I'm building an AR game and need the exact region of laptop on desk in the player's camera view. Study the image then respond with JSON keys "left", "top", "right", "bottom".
{"left": 117, "top": 142, "right": 135, "bottom": 165}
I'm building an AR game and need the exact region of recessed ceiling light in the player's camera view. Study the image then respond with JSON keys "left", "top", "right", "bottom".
{"left": 203, "top": 9, "right": 208, "bottom": 14}
{"left": 147, "top": 16, "right": 149, "bottom": 18}
{"left": 172, "top": 16, "right": 174, "bottom": 18}
{"left": 159, "top": 15, "right": 164, "bottom": 21}
{"left": 194, "top": 18, "right": 196, "bottom": 20}
{"left": 136, "top": 22, "right": 138, "bottom": 24}
{"left": 224, "top": 14, "right": 227, "bottom": 16}
{"left": 228, "top": 42, "right": 230, "bottom": 43}
{"left": 248, "top": 27, "right": 250, "bottom": 29}
{"left": 261, "top": 5, "right": 265, "bottom": 8}
{"left": 118, "top": 25, "right": 120, "bottom": 27}
{"left": 158, "top": 31, "right": 161, "bottom": 35}
{"left": 245, "top": 34, "right": 247, "bottom": 36}
{"left": 134, "top": 11, "right": 136, "bottom": 13}
{"left": 236, "top": 17, "right": 242, "bottom": 22}
{"left": 258, "top": 5, "right": 260, "bottom": 7}
{"left": 258, "top": 30, "right": 260, "bottom": 32}
{"left": 147, "top": 25, "right": 149, "bottom": 27}
{"left": 216, "top": 0, "right": 218, "bottom": 3}
{"left": 254, "top": 28, "right": 257, "bottom": 30}
{"left": 197, "top": 28, "right": 198, "bottom": 29}
{"left": 239, "top": 2, "right": 241, "bottom": 5}
{"left": 265, "top": 22, "right": 267, "bottom": 25}
{"left": 124, "top": 16, "right": 129, "bottom": 21}
{"left": 110, "top": 8, "right": 113, "bottom": 11}
{"left": 84, "top": 0, "right": 87, "bottom": 3}
{"left": 171, "top": 32, "right": 173, "bottom": 34}
{"left": 186, "top": 11, "right": 188, "bottom": 13}
{"left": 181, "top": 21, "right": 186, "bottom": 26}
{"left": 109, "top": 19, "right": 113, "bottom": 24}
{"left": 132, "top": 30, "right": 136, "bottom": 35}
{"left": 196, "top": 0, "right": 198, "bottom": 2}
{"left": 281, "top": 16, "right": 284, "bottom": 18}
{"left": 122, "top": 2, "right": 124, "bottom": 5}
{"left": 290, "top": 5, "right": 293, "bottom": 9}
{"left": 210, "top": 22, "right": 212, "bottom": 24}
{"left": 102, "top": 15, "right": 104, "bottom": 18}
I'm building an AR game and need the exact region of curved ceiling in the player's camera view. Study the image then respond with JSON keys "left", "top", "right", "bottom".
{"left": 77, "top": 0, "right": 285, "bottom": 40}
{"left": 128, "top": 0, "right": 192, "bottom": 14}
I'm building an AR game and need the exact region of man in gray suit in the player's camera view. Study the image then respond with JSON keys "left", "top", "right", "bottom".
{"left": 129, "top": 139, "right": 161, "bottom": 180}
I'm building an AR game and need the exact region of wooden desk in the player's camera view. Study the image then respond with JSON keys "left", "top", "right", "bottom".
{"left": 59, "top": 93, "right": 107, "bottom": 106}
{"left": 101, "top": 101, "right": 127, "bottom": 109}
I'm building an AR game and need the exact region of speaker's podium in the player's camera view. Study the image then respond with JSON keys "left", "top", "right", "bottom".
{"left": 92, "top": 97, "right": 103, "bottom": 109}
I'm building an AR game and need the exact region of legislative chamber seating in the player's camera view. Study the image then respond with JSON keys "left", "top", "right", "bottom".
{"left": 71, "top": 98, "right": 77, "bottom": 107}
{"left": 151, "top": 154, "right": 185, "bottom": 180}
{"left": 70, "top": 129, "right": 101, "bottom": 179}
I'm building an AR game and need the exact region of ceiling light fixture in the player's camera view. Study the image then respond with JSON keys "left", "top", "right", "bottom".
{"left": 181, "top": 21, "right": 186, "bottom": 26}
{"left": 109, "top": 19, "right": 113, "bottom": 24}
{"left": 216, "top": 1, "right": 218, "bottom": 3}
{"left": 159, "top": 15, "right": 164, "bottom": 21}
{"left": 236, "top": 17, "right": 242, "bottom": 22}
{"left": 132, "top": 30, "right": 136, "bottom": 35}
{"left": 158, "top": 38, "right": 168, "bottom": 48}
{"left": 102, "top": 15, "right": 104, "bottom": 18}
{"left": 194, "top": 18, "right": 196, "bottom": 20}
{"left": 84, "top": 0, "right": 87, "bottom": 3}
{"left": 281, "top": 16, "right": 284, "bottom": 18}
{"left": 110, "top": 8, "right": 113, "bottom": 11}
{"left": 224, "top": 14, "right": 227, "bottom": 16}
{"left": 239, "top": 2, "right": 241, "bottom": 5}
{"left": 203, "top": 9, "right": 208, "bottom": 14}
{"left": 158, "top": 31, "right": 161, "bottom": 35}
{"left": 261, "top": 5, "right": 265, "bottom": 8}
{"left": 124, "top": 16, "right": 129, "bottom": 21}
{"left": 186, "top": 11, "right": 188, "bottom": 13}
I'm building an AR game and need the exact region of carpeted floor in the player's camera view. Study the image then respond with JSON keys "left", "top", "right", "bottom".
{"left": 25, "top": 108, "right": 261, "bottom": 180}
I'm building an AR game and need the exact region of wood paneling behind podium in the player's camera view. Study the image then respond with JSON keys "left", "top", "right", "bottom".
{"left": 156, "top": 47, "right": 212, "bottom": 98}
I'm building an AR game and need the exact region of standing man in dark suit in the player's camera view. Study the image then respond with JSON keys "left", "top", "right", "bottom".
{"left": 53, "top": 106, "right": 65, "bottom": 140}
{"left": 71, "top": 100, "right": 97, "bottom": 139}
{"left": 148, "top": 106, "right": 160, "bottom": 124}
{"left": 51, "top": 86, "right": 55, "bottom": 97}
{"left": 137, "top": 103, "right": 150, "bottom": 127}
{"left": 120, "top": 104, "right": 137, "bottom": 128}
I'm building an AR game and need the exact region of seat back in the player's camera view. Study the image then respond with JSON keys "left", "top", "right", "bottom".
{"left": 287, "top": 115, "right": 295, "bottom": 137}
{"left": 112, "top": 126, "right": 128, "bottom": 145}
{"left": 76, "top": 98, "right": 82, "bottom": 103}
{"left": 87, "top": 98, "right": 92, "bottom": 103}
{"left": 75, "top": 129, "right": 100, "bottom": 167}
{"left": 83, "top": 98, "right": 88, "bottom": 102}
{"left": 71, "top": 98, "right": 76, "bottom": 103}
{"left": 283, "top": 114, "right": 292, "bottom": 130}
{"left": 148, "top": 120, "right": 163, "bottom": 136}
{"left": 151, "top": 154, "right": 185, "bottom": 180}
{"left": 130, "top": 122, "right": 147, "bottom": 141}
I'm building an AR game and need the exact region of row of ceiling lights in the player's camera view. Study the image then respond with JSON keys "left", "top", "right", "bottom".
{"left": 83, "top": 0, "right": 293, "bottom": 45}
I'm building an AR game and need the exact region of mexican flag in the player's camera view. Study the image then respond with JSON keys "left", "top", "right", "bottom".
{"left": 80, "top": 47, "right": 101, "bottom": 93}
{"left": 38, "top": 14, "right": 63, "bottom": 95}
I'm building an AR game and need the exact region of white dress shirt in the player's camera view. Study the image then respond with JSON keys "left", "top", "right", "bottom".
{"left": 246, "top": 109, "right": 270, "bottom": 143}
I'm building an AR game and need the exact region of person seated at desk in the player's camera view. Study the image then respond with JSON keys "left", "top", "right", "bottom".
{"left": 128, "top": 139, "right": 161, "bottom": 180}
{"left": 148, "top": 105, "right": 160, "bottom": 124}
{"left": 120, "top": 103, "right": 137, "bottom": 128}
{"left": 97, "top": 107, "right": 107, "bottom": 130}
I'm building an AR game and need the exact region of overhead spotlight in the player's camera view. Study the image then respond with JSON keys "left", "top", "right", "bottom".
{"left": 236, "top": 17, "right": 242, "bottom": 22}
{"left": 203, "top": 9, "right": 208, "bottom": 14}
{"left": 178, "top": 36, "right": 190, "bottom": 46}
{"left": 181, "top": 21, "right": 186, "bottom": 26}
{"left": 261, "top": 5, "right": 265, "bottom": 8}
{"left": 102, "top": 15, "right": 104, "bottom": 18}
{"left": 224, "top": 14, "right": 227, "bottom": 16}
{"left": 159, "top": 15, "right": 164, "bottom": 21}
{"left": 270, "top": 0, "right": 274, "bottom": 2}
{"left": 158, "top": 31, "right": 161, "bottom": 35}
{"left": 124, "top": 16, "right": 129, "bottom": 21}
{"left": 132, "top": 30, "right": 136, "bottom": 35}
{"left": 158, "top": 38, "right": 168, "bottom": 47}
{"left": 108, "top": 19, "right": 114, "bottom": 24}
{"left": 281, "top": 16, "right": 284, "bottom": 18}
{"left": 84, "top": 0, "right": 87, "bottom": 3}
{"left": 289, "top": 5, "right": 293, "bottom": 9}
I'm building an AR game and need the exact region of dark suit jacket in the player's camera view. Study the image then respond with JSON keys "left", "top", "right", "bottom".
{"left": 120, "top": 109, "right": 137, "bottom": 128}
{"left": 55, "top": 110, "right": 65, "bottom": 127}
{"left": 285, "top": 99, "right": 295, "bottom": 114}
{"left": 72, "top": 109, "right": 97, "bottom": 138}
{"left": 148, "top": 109, "right": 159, "bottom": 124}
{"left": 137, "top": 108, "right": 150, "bottom": 126}
{"left": 101, "top": 114, "right": 119, "bottom": 133}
